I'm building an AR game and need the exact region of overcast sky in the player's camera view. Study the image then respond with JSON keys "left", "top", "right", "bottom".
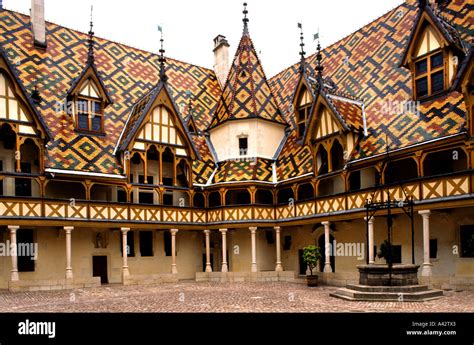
{"left": 5, "top": 0, "right": 403, "bottom": 77}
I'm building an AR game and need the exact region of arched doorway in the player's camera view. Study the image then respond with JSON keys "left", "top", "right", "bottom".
{"left": 318, "top": 233, "right": 335, "bottom": 272}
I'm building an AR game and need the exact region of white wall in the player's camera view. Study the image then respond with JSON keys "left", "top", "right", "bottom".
{"left": 209, "top": 118, "right": 285, "bottom": 161}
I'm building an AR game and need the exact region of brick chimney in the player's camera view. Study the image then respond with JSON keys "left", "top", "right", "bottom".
{"left": 213, "top": 35, "right": 230, "bottom": 88}
{"left": 31, "top": 0, "right": 46, "bottom": 48}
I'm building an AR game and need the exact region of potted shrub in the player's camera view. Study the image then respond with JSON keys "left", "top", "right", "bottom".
{"left": 303, "top": 245, "right": 322, "bottom": 287}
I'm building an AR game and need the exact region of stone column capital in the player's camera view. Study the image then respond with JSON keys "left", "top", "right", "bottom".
{"left": 64, "top": 226, "right": 74, "bottom": 233}
{"left": 418, "top": 210, "right": 431, "bottom": 218}
{"left": 219, "top": 228, "right": 228, "bottom": 234}
{"left": 8, "top": 225, "right": 19, "bottom": 232}
{"left": 249, "top": 226, "right": 257, "bottom": 233}
{"left": 170, "top": 229, "right": 179, "bottom": 235}
{"left": 274, "top": 226, "right": 281, "bottom": 232}
{"left": 120, "top": 227, "right": 130, "bottom": 234}
{"left": 203, "top": 229, "right": 211, "bottom": 235}
{"left": 321, "top": 221, "right": 331, "bottom": 227}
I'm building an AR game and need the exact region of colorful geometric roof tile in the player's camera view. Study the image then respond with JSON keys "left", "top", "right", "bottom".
{"left": 0, "top": 46, "right": 53, "bottom": 141}
{"left": 213, "top": 158, "right": 274, "bottom": 183}
{"left": 270, "top": 0, "right": 473, "bottom": 176}
{"left": 325, "top": 94, "right": 363, "bottom": 131}
{"left": 208, "top": 18, "right": 286, "bottom": 129}
{"left": 1, "top": 0, "right": 473, "bottom": 185}
{"left": 191, "top": 134, "right": 216, "bottom": 185}
{"left": 276, "top": 132, "right": 313, "bottom": 181}
{"left": 0, "top": 9, "right": 220, "bottom": 178}
{"left": 67, "top": 19, "right": 113, "bottom": 106}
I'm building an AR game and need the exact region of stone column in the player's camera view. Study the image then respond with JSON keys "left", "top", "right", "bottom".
{"left": 64, "top": 226, "right": 74, "bottom": 279}
{"left": 8, "top": 225, "right": 19, "bottom": 281}
{"left": 121, "top": 227, "right": 130, "bottom": 277}
{"left": 322, "top": 221, "right": 332, "bottom": 273}
{"left": 249, "top": 227, "right": 258, "bottom": 272}
{"left": 219, "top": 228, "right": 228, "bottom": 272}
{"left": 274, "top": 226, "right": 283, "bottom": 272}
{"left": 170, "top": 229, "right": 178, "bottom": 274}
{"left": 204, "top": 230, "right": 212, "bottom": 272}
{"left": 418, "top": 210, "right": 432, "bottom": 277}
{"left": 364, "top": 216, "right": 375, "bottom": 264}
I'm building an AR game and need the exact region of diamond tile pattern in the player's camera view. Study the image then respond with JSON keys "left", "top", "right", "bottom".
{"left": 0, "top": 10, "right": 219, "bottom": 177}
{"left": 209, "top": 33, "right": 286, "bottom": 129}
{"left": 0, "top": 0, "right": 472, "bottom": 185}
{"left": 271, "top": 0, "right": 473, "bottom": 179}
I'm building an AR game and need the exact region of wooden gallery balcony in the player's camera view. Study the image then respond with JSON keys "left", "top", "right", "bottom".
{"left": 0, "top": 170, "right": 471, "bottom": 227}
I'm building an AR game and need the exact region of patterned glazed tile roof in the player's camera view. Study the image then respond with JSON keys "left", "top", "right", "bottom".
{"left": 276, "top": 131, "right": 313, "bottom": 181}
{"left": 270, "top": 0, "right": 473, "bottom": 178}
{"left": 0, "top": 0, "right": 472, "bottom": 185}
{"left": 213, "top": 158, "right": 274, "bottom": 183}
{"left": 208, "top": 30, "right": 286, "bottom": 130}
{"left": 325, "top": 93, "right": 363, "bottom": 131}
{"left": 191, "top": 134, "right": 216, "bottom": 185}
{"left": 0, "top": 9, "right": 220, "bottom": 177}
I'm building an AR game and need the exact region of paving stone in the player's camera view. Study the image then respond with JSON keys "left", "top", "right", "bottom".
{"left": 0, "top": 282, "right": 472, "bottom": 312}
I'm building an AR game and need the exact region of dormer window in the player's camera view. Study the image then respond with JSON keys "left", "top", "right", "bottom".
{"left": 413, "top": 26, "right": 447, "bottom": 99}
{"left": 401, "top": 7, "right": 465, "bottom": 101}
{"left": 296, "top": 86, "right": 311, "bottom": 139}
{"left": 76, "top": 79, "right": 104, "bottom": 133}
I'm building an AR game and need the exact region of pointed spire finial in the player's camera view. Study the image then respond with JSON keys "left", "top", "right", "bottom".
{"left": 243, "top": 2, "right": 249, "bottom": 35}
{"left": 297, "top": 23, "right": 306, "bottom": 74}
{"left": 158, "top": 25, "right": 167, "bottom": 83}
{"left": 315, "top": 30, "right": 323, "bottom": 82}
{"left": 87, "top": 5, "right": 94, "bottom": 62}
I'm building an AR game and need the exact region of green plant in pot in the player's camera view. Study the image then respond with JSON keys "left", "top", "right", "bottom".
{"left": 302, "top": 245, "right": 322, "bottom": 287}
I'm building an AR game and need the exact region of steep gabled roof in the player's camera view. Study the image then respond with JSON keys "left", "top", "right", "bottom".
{"left": 67, "top": 60, "right": 113, "bottom": 105}
{"left": 270, "top": 0, "right": 473, "bottom": 179}
{"left": 208, "top": 30, "right": 286, "bottom": 130}
{"left": 0, "top": 47, "right": 53, "bottom": 141}
{"left": 400, "top": 0, "right": 467, "bottom": 67}
{"left": 302, "top": 84, "right": 364, "bottom": 145}
{"left": 116, "top": 80, "right": 199, "bottom": 160}
{"left": 0, "top": 9, "right": 220, "bottom": 177}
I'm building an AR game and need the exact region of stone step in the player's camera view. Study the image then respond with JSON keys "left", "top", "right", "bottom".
{"left": 330, "top": 287, "right": 444, "bottom": 302}
{"left": 345, "top": 284, "right": 429, "bottom": 293}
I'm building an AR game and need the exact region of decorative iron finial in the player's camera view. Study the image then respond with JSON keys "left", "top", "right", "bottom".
{"left": 158, "top": 25, "right": 167, "bottom": 83}
{"left": 297, "top": 23, "right": 306, "bottom": 73}
{"left": 315, "top": 39, "right": 323, "bottom": 81}
{"left": 243, "top": 2, "right": 249, "bottom": 35}
{"left": 87, "top": 5, "right": 94, "bottom": 62}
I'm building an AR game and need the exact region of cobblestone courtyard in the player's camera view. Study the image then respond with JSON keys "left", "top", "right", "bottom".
{"left": 0, "top": 282, "right": 473, "bottom": 313}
